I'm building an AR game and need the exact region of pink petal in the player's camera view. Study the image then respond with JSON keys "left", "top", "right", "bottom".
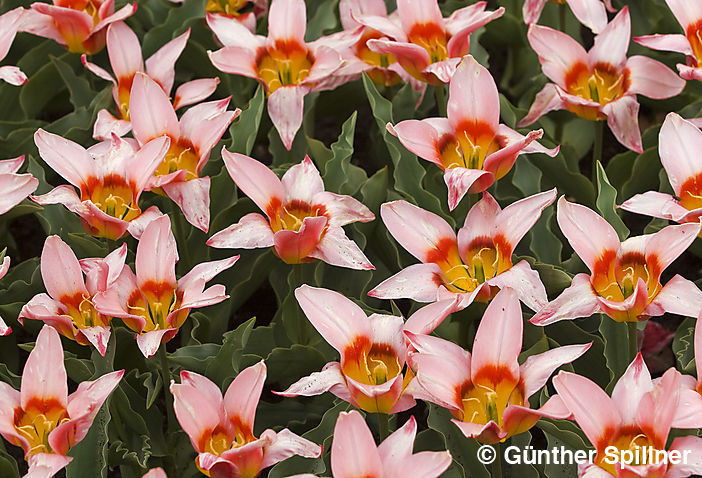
{"left": 207, "top": 213, "right": 275, "bottom": 249}
{"left": 659, "top": 112, "right": 702, "bottom": 196}
{"left": 273, "top": 215, "right": 327, "bottom": 263}
{"left": 135, "top": 329, "right": 176, "bottom": 358}
{"left": 339, "top": 0, "right": 387, "bottom": 29}
{"left": 173, "top": 78, "right": 220, "bottom": 110}
{"left": 81, "top": 54, "right": 116, "bottom": 84}
{"left": 0, "top": 8, "right": 22, "bottom": 60}
{"left": 260, "top": 428, "right": 322, "bottom": 468}
{"left": 396, "top": 0, "right": 443, "bottom": 31}
{"left": 171, "top": 371, "right": 224, "bottom": 452}
{"left": 634, "top": 366, "right": 679, "bottom": 447}
{"left": 181, "top": 100, "right": 239, "bottom": 164}
{"left": 78, "top": 326, "right": 111, "bottom": 356}
{"left": 366, "top": 39, "right": 430, "bottom": 78}
{"left": 552, "top": 371, "right": 621, "bottom": 450}
{"left": 518, "top": 83, "right": 566, "bottom": 127}
{"left": 482, "top": 128, "right": 548, "bottom": 179}
{"left": 34, "top": 129, "right": 93, "bottom": 188}
{"left": 520, "top": 343, "right": 592, "bottom": 399}
{"left": 93, "top": 3, "right": 137, "bottom": 33}
{"left": 646, "top": 274, "right": 702, "bottom": 318}
{"left": 0, "top": 172, "right": 38, "bottom": 215}
{"left": 368, "top": 263, "right": 444, "bottom": 302}
{"left": 31, "top": 4, "right": 92, "bottom": 52}
{"left": 275, "top": 362, "right": 352, "bottom": 403}
{"left": 268, "top": 85, "right": 308, "bottom": 150}
{"left": 565, "top": 0, "right": 608, "bottom": 33}
{"left": 40, "top": 235, "right": 90, "bottom": 302}
{"left": 221, "top": 149, "right": 285, "bottom": 219}
{"left": 527, "top": 24, "right": 588, "bottom": 87}
{"left": 314, "top": 191, "right": 375, "bottom": 227}
{"left": 668, "top": 436, "right": 702, "bottom": 478}
{"left": 126, "top": 206, "right": 165, "bottom": 240}
{"left": 665, "top": 0, "right": 702, "bottom": 30}
{"left": 308, "top": 225, "right": 375, "bottom": 270}
{"left": 603, "top": 95, "right": 642, "bottom": 153}
{"left": 0, "top": 155, "right": 24, "bottom": 174}
{"left": 130, "top": 136, "right": 171, "bottom": 192}
{"left": 178, "top": 256, "right": 239, "bottom": 294}
{"left": 447, "top": 55, "right": 499, "bottom": 134}
{"left": 556, "top": 196, "right": 621, "bottom": 273}
{"left": 596, "top": 277, "right": 649, "bottom": 321}
{"left": 522, "top": 0, "right": 548, "bottom": 25}
{"left": 646, "top": 222, "right": 700, "bottom": 273}
{"left": 494, "top": 188, "right": 557, "bottom": 253}
{"left": 451, "top": 420, "right": 503, "bottom": 444}
{"left": 223, "top": 361, "right": 265, "bottom": 434}
{"left": 304, "top": 45, "right": 344, "bottom": 87}
{"left": 331, "top": 411, "right": 383, "bottom": 478}
{"left": 530, "top": 273, "right": 601, "bottom": 325}
{"left": 142, "top": 468, "right": 167, "bottom": 478}
{"left": 106, "top": 21, "right": 143, "bottom": 84}
{"left": 145, "top": 28, "right": 190, "bottom": 94}
{"left": 444, "top": 167, "right": 495, "bottom": 209}
{"left": 21, "top": 8, "right": 65, "bottom": 45}
{"left": 206, "top": 12, "right": 264, "bottom": 48}
{"left": 162, "top": 177, "right": 211, "bottom": 233}
{"left": 208, "top": 47, "right": 259, "bottom": 79}
{"left": 589, "top": 7, "right": 631, "bottom": 68}
{"left": 25, "top": 453, "right": 72, "bottom": 478}
{"left": 267, "top": 0, "right": 306, "bottom": 45}
{"left": 633, "top": 33, "right": 693, "bottom": 55}
{"left": 0, "top": 65, "right": 26, "bottom": 85}
{"left": 387, "top": 120, "right": 443, "bottom": 166}
{"left": 21, "top": 325, "right": 68, "bottom": 410}
{"left": 609, "top": 354, "right": 653, "bottom": 426}
{"left": 377, "top": 416, "right": 416, "bottom": 467}
{"left": 281, "top": 156, "right": 324, "bottom": 203}
{"left": 92, "top": 109, "right": 132, "bottom": 141}
{"left": 422, "top": 58, "right": 461, "bottom": 84}
{"left": 178, "top": 283, "right": 229, "bottom": 311}
{"left": 486, "top": 260, "right": 549, "bottom": 312}
{"left": 404, "top": 296, "right": 461, "bottom": 337}
{"left": 619, "top": 191, "right": 690, "bottom": 222}
{"left": 457, "top": 192, "right": 501, "bottom": 253}
{"left": 294, "top": 285, "right": 372, "bottom": 355}
{"left": 626, "top": 55, "right": 685, "bottom": 99}
{"left": 129, "top": 72, "right": 180, "bottom": 145}
{"left": 135, "top": 215, "right": 177, "bottom": 289}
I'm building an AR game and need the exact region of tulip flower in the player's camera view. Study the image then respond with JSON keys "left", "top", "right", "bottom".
{"left": 32, "top": 129, "right": 170, "bottom": 240}
{"left": 0, "top": 155, "right": 38, "bottom": 215}
{"left": 0, "top": 8, "right": 28, "bottom": 85}
{"left": 277, "top": 285, "right": 459, "bottom": 414}
{"left": 171, "top": 361, "right": 322, "bottom": 478}
{"left": 531, "top": 197, "right": 702, "bottom": 325}
{"left": 369, "top": 189, "right": 556, "bottom": 311}
{"left": 208, "top": 152, "right": 375, "bottom": 269}
{"left": 206, "top": 0, "right": 266, "bottom": 30}
{"left": 0, "top": 325, "right": 124, "bottom": 477}
{"left": 620, "top": 113, "right": 702, "bottom": 227}
{"left": 19, "top": 236, "right": 126, "bottom": 356}
{"left": 22, "top": 0, "right": 136, "bottom": 54}
{"left": 664, "top": 315, "right": 702, "bottom": 430}
{"left": 93, "top": 215, "right": 238, "bottom": 357}
{"left": 634, "top": 0, "right": 702, "bottom": 81}
{"left": 356, "top": 0, "right": 504, "bottom": 84}
{"left": 142, "top": 469, "right": 167, "bottom": 478}
{"left": 129, "top": 72, "right": 239, "bottom": 233}
{"left": 207, "top": 0, "right": 345, "bottom": 149}
{"left": 553, "top": 355, "right": 702, "bottom": 477}
{"left": 389, "top": 55, "right": 558, "bottom": 210}
{"left": 406, "top": 287, "right": 591, "bottom": 444}
{"left": 290, "top": 411, "right": 452, "bottom": 478}
{"left": 519, "top": 7, "right": 685, "bottom": 153}
{"left": 0, "top": 254, "right": 12, "bottom": 336}
{"left": 523, "top": 0, "right": 615, "bottom": 33}
{"left": 82, "top": 22, "right": 220, "bottom": 140}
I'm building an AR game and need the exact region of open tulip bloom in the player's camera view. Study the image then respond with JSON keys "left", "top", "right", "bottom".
{"left": 277, "top": 285, "right": 459, "bottom": 414}
{"left": 19, "top": 236, "right": 126, "bottom": 356}
{"left": 82, "top": 22, "right": 220, "bottom": 140}
{"left": 531, "top": 197, "right": 702, "bottom": 325}
{"left": 207, "top": 0, "right": 345, "bottom": 150}
{"left": 291, "top": 411, "right": 452, "bottom": 478}
{"left": 0, "top": 155, "right": 38, "bottom": 216}
{"left": 208, "top": 151, "right": 375, "bottom": 269}
{"left": 0, "top": 255, "right": 12, "bottom": 336}
{"left": 406, "top": 287, "right": 591, "bottom": 444}
{"left": 93, "top": 215, "right": 239, "bottom": 357}
{"left": 171, "top": 361, "right": 322, "bottom": 478}
{"left": 129, "top": 72, "right": 240, "bottom": 232}
{"left": 522, "top": 0, "right": 615, "bottom": 34}
{"left": 0, "top": 325, "right": 123, "bottom": 477}
{"left": 620, "top": 113, "right": 702, "bottom": 226}
{"left": 0, "top": 8, "right": 28, "bottom": 85}
{"left": 519, "top": 7, "right": 685, "bottom": 153}
{"left": 22, "top": 0, "right": 136, "bottom": 54}
{"left": 634, "top": 0, "right": 702, "bottom": 81}
{"left": 389, "top": 55, "right": 558, "bottom": 210}
{"left": 32, "top": 129, "right": 170, "bottom": 240}
{"left": 553, "top": 355, "right": 702, "bottom": 477}
{"left": 369, "top": 189, "right": 556, "bottom": 311}
{"left": 356, "top": 0, "right": 504, "bottom": 84}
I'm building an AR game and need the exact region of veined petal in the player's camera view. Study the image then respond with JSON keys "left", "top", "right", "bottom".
{"left": 602, "top": 95, "right": 642, "bottom": 153}
{"left": 21, "top": 325, "right": 68, "bottom": 410}
{"left": 387, "top": 119, "right": 444, "bottom": 166}
{"left": 494, "top": 189, "right": 557, "bottom": 254}
{"left": 457, "top": 192, "right": 501, "bottom": 253}
{"left": 106, "top": 22, "right": 143, "bottom": 84}
{"left": 294, "top": 285, "right": 372, "bottom": 356}
{"left": 659, "top": 113, "right": 702, "bottom": 196}
{"left": 626, "top": 56, "right": 685, "bottom": 99}
{"left": 444, "top": 167, "right": 495, "bottom": 210}
{"left": 129, "top": 72, "right": 180, "bottom": 145}
{"left": 135, "top": 329, "right": 177, "bottom": 358}
{"left": 565, "top": 0, "right": 608, "bottom": 33}
{"left": 314, "top": 191, "right": 375, "bottom": 227}
{"left": 308, "top": 225, "right": 375, "bottom": 270}
{"left": 268, "top": 85, "right": 307, "bottom": 151}
{"left": 173, "top": 78, "right": 220, "bottom": 110}
{"left": 589, "top": 7, "right": 631, "bottom": 68}
{"left": 646, "top": 275, "right": 702, "bottom": 319}
{"left": 404, "top": 297, "right": 460, "bottom": 337}
{"left": 668, "top": 436, "right": 702, "bottom": 478}
{"left": 275, "top": 362, "right": 352, "bottom": 403}
{"left": 0, "top": 173, "right": 38, "bottom": 215}
{"left": 281, "top": 156, "right": 324, "bottom": 203}
{"left": 145, "top": 28, "right": 190, "bottom": 94}
{"left": 421, "top": 57, "right": 461, "bottom": 84}
{"left": 267, "top": 0, "right": 306, "bottom": 45}
{"left": 633, "top": 33, "right": 693, "bottom": 55}
{"left": 520, "top": 343, "right": 592, "bottom": 399}
{"left": 34, "top": 129, "right": 93, "bottom": 188}
{"left": 206, "top": 12, "right": 264, "bottom": 48}
{"left": 482, "top": 128, "right": 548, "bottom": 180}
{"left": 527, "top": 24, "right": 588, "bottom": 87}
{"left": 207, "top": 213, "right": 275, "bottom": 249}
{"left": 447, "top": 55, "right": 499, "bottom": 134}
{"left": 619, "top": 191, "right": 690, "bottom": 222}
{"left": 331, "top": 411, "right": 383, "bottom": 478}
{"left": 260, "top": 428, "right": 322, "bottom": 468}
{"left": 486, "top": 260, "right": 549, "bottom": 312}
{"left": 221, "top": 149, "right": 285, "bottom": 219}
{"left": 273, "top": 216, "right": 327, "bottom": 263}
{"left": 530, "top": 273, "right": 601, "bottom": 325}
{"left": 223, "top": 361, "right": 265, "bottom": 434}
{"left": 518, "top": 83, "right": 567, "bottom": 127}
{"left": 25, "top": 454, "right": 72, "bottom": 478}
{"left": 0, "top": 155, "right": 24, "bottom": 174}
{"left": 92, "top": 109, "right": 131, "bottom": 141}
{"left": 377, "top": 416, "right": 416, "bottom": 470}
{"left": 162, "top": 177, "right": 211, "bottom": 233}
{"left": 368, "top": 263, "right": 445, "bottom": 302}
{"left": 135, "top": 215, "right": 177, "bottom": 289}
{"left": 645, "top": 222, "right": 700, "bottom": 273}
{"left": 208, "top": 47, "right": 259, "bottom": 78}
{"left": 522, "top": 0, "right": 548, "bottom": 25}
{"left": 665, "top": 0, "right": 702, "bottom": 30}
{"left": 171, "top": 371, "right": 224, "bottom": 453}
{"left": 556, "top": 197, "right": 620, "bottom": 273}
{"left": 40, "top": 236, "right": 90, "bottom": 303}
{"left": 609, "top": 354, "right": 653, "bottom": 426}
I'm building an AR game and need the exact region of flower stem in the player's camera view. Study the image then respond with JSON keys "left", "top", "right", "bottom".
{"left": 628, "top": 321, "right": 639, "bottom": 363}
{"left": 491, "top": 443, "right": 503, "bottom": 477}
{"left": 378, "top": 413, "right": 390, "bottom": 442}
{"left": 592, "top": 120, "right": 604, "bottom": 186}
{"left": 172, "top": 207, "right": 192, "bottom": 271}
{"left": 158, "top": 343, "right": 176, "bottom": 430}
{"left": 435, "top": 84, "right": 447, "bottom": 117}
{"left": 559, "top": 3, "right": 567, "bottom": 32}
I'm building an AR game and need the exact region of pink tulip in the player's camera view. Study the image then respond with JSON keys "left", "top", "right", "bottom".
{"left": 389, "top": 55, "right": 558, "bottom": 210}
{"left": 0, "top": 155, "right": 38, "bottom": 215}
{"left": 356, "top": 0, "right": 504, "bottom": 84}
{"left": 82, "top": 22, "right": 220, "bottom": 140}
{"left": 93, "top": 215, "right": 238, "bottom": 357}
{"left": 207, "top": 152, "right": 375, "bottom": 269}
{"left": 531, "top": 197, "right": 702, "bottom": 325}
{"left": 32, "top": 129, "right": 170, "bottom": 240}
{"left": 0, "top": 8, "right": 28, "bottom": 85}
{"left": 369, "top": 189, "right": 556, "bottom": 311}
{"left": 634, "top": 0, "right": 702, "bottom": 81}
{"left": 19, "top": 236, "right": 126, "bottom": 356}
{"left": 0, "top": 255, "right": 13, "bottom": 335}
{"left": 22, "top": 0, "right": 136, "bottom": 54}
{"left": 0, "top": 325, "right": 123, "bottom": 477}
{"left": 519, "top": 7, "right": 685, "bottom": 153}
{"left": 204, "top": 0, "right": 267, "bottom": 31}
{"left": 621, "top": 113, "right": 702, "bottom": 227}
{"left": 665, "top": 315, "right": 702, "bottom": 431}
{"left": 142, "top": 469, "right": 167, "bottom": 478}
{"left": 207, "top": 0, "right": 345, "bottom": 149}
{"left": 553, "top": 355, "right": 702, "bottom": 477}
{"left": 523, "top": 0, "right": 615, "bottom": 33}
{"left": 128, "top": 72, "right": 239, "bottom": 233}
{"left": 277, "top": 285, "right": 459, "bottom": 414}
{"left": 291, "top": 411, "right": 452, "bottom": 478}
{"left": 406, "top": 287, "right": 590, "bottom": 444}
{"left": 171, "top": 361, "right": 321, "bottom": 478}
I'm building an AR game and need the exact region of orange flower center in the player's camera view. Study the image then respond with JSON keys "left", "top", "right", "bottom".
{"left": 687, "top": 20, "right": 702, "bottom": 64}
{"left": 596, "top": 430, "right": 661, "bottom": 475}
{"left": 564, "top": 62, "right": 630, "bottom": 120}
{"left": 82, "top": 174, "right": 140, "bottom": 222}
{"left": 269, "top": 199, "right": 328, "bottom": 233}
{"left": 154, "top": 141, "right": 200, "bottom": 181}
{"left": 197, "top": 424, "right": 259, "bottom": 478}
{"left": 61, "top": 292, "right": 110, "bottom": 330}
{"left": 679, "top": 172, "right": 702, "bottom": 211}
{"left": 257, "top": 41, "right": 313, "bottom": 95}
{"left": 126, "top": 282, "right": 188, "bottom": 333}
{"left": 408, "top": 23, "right": 448, "bottom": 63}
{"left": 116, "top": 75, "right": 135, "bottom": 120}
{"left": 206, "top": 0, "right": 251, "bottom": 16}
{"left": 591, "top": 251, "right": 661, "bottom": 307}
{"left": 441, "top": 122, "right": 501, "bottom": 172}
{"left": 457, "top": 371, "right": 523, "bottom": 431}
{"left": 14, "top": 399, "right": 69, "bottom": 455}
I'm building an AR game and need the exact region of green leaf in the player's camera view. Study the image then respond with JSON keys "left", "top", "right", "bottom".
{"left": 673, "top": 317, "right": 696, "bottom": 374}
{"left": 66, "top": 401, "right": 111, "bottom": 477}
{"left": 205, "top": 318, "right": 257, "bottom": 386}
{"left": 141, "top": 0, "right": 205, "bottom": 55}
{"left": 599, "top": 315, "right": 629, "bottom": 389}
{"left": 304, "top": 0, "right": 339, "bottom": 40}
{"left": 229, "top": 85, "right": 265, "bottom": 156}
{"left": 543, "top": 432, "right": 582, "bottom": 478}
{"left": 265, "top": 344, "right": 328, "bottom": 388}
{"left": 595, "top": 161, "right": 629, "bottom": 241}
{"left": 50, "top": 55, "right": 95, "bottom": 110}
